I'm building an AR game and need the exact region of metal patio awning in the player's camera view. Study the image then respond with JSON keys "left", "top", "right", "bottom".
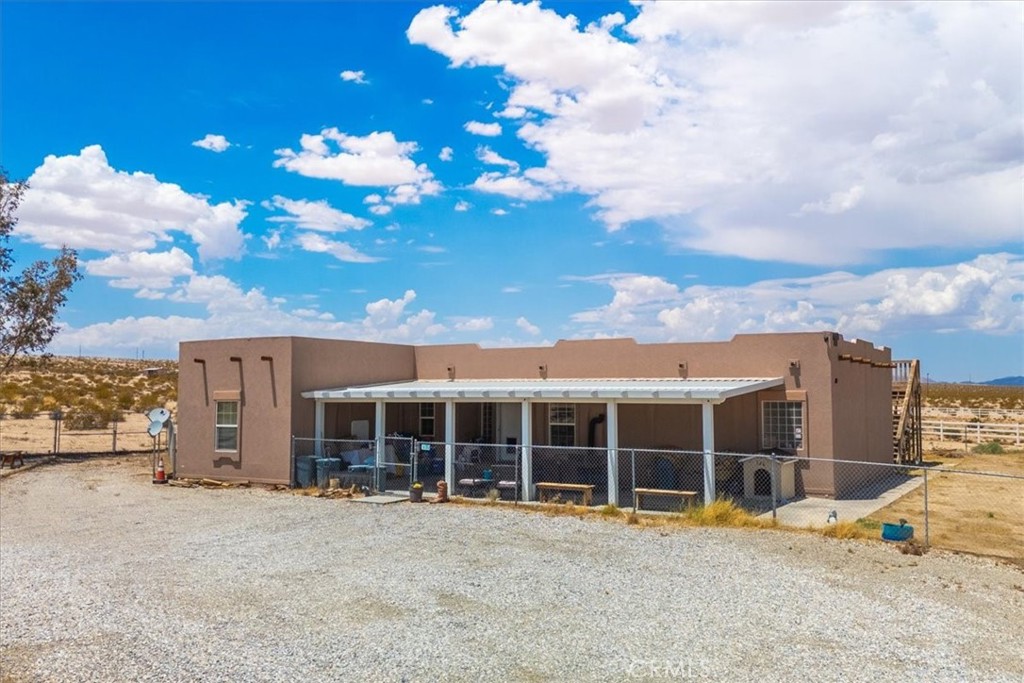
{"left": 301, "top": 377, "right": 784, "bottom": 403}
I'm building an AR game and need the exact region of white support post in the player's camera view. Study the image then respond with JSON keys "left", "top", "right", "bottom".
{"left": 521, "top": 400, "right": 533, "bottom": 501}
{"left": 374, "top": 401, "right": 385, "bottom": 492}
{"left": 606, "top": 401, "right": 619, "bottom": 507}
{"left": 314, "top": 399, "right": 325, "bottom": 457}
{"left": 444, "top": 399, "right": 455, "bottom": 491}
{"left": 374, "top": 403, "right": 385, "bottom": 462}
{"left": 702, "top": 401, "right": 716, "bottom": 504}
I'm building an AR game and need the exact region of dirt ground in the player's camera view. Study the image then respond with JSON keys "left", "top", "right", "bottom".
{"left": 870, "top": 452, "right": 1024, "bottom": 563}
{"left": 0, "top": 411, "right": 159, "bottom": 455}
{"left": 2, "top": 457, "right": 1023, "bottom": 683}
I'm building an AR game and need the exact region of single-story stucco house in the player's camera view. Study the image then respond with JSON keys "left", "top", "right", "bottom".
{"left": 175, "top": 331, "right": 921, "bottom": 503}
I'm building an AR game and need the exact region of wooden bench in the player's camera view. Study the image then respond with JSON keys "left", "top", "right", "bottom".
{"left": 1, "top": 451, "right": 26, "bottom": 469}
{"left": 633, "top": 487, "right": 698, "bottom": 511}
{"left": 536, "top": 482, "right": 595, "bottom": 506}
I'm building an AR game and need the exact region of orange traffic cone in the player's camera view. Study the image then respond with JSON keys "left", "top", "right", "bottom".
{"left": 153, "top": 458, "right": 167, "bottom": 484}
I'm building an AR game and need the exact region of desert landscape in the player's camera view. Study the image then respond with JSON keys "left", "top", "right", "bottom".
{"left": 0, "top": 356, "right": 177, "bottom": 454}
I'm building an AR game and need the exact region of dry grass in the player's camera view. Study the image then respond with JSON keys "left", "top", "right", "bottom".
{"left": 682, "top": 498, "right": 774, "bottom": 528}
{"left": 453, "top": 496, "right": 780, "bottom": 537}
{"left": 599, "top": 503, "right": 623, "bottom": 517}
{"left": 867, "top": 451, "right": 1024, "bottom": 563}
{"left": 820, "top": 521, "right": 868, "bottom": 540}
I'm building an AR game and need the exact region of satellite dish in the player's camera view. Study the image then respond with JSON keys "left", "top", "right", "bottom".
{"left": 147, "top": 407, "right": 171, "bottom": 423}
{"left": 148, "top": 420, "right": 165, "bottom": 437}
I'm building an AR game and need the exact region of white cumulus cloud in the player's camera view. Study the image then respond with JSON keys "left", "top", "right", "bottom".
{"left": 454, "top": 316, "right": 494, "bottom": 332}
{"left": 296, "top": 232, "right": 382, "bottom": 264}
{"left": 192, "top": 134, "right": 231, "bottom": 153}
{"left": 264, "top": 195, "right": 371, "bottom": 232}
{"left": 84, "top": 247, "right": 195, "bottom": 291}
{"left": 471, "top": 171, "right": 550, "bottom": 200}
{"left": 273, "top": 128, "right": 442, "bottom": 206}
{"left": 570, "top": 254, "right": 1024, "bottom": 341}
{"left": 409, "top": 1, "right": 1023, "bottom": 265}
{"left": 17, "top": 145, "right": 247, "bottom": 261}
{"left": 476, "top": 145, "right": 520, "bottom": 172}
{"left": 464, "top": 121, "right": 502, "bottom": 137}
{"left": 516, "top": 316, "right": 540, "bottom": 335}
{"left": 340, "top": 69, "right": 368, "bottom": 84}
{"left": 49, "top": 282, "right": 447, "bottom": 357}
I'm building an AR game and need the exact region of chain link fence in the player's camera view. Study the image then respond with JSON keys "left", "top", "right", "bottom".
{"left": 448, "top": 440, "right": 520, "bottom": 502}
{"left": 0, "top": 410, "right": 166, "bottom": 456}
{"left": 291, "top": 435, "right": 1022, "bottom": 561}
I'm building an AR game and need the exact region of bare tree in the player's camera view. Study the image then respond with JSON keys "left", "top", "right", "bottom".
{"left": 1, "top": 167, "right": 83, "bottom": 377}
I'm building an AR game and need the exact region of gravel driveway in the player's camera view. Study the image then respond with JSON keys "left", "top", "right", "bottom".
{"left": 2, "top": 457, "right": 1022, "bottom": 682}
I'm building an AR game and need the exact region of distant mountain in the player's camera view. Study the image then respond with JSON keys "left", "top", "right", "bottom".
{"left": 980, "top": 376, "right": 1024, "bottom": 386}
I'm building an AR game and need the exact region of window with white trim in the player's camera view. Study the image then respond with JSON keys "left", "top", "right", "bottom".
{"left": 420, "top": 402, "right": 435, "bottom": 438}
{"left": 215, "top": 401, "right": 239, "bottom": 451}
{"left": 549, "top": 403, "right": 575, "bottom": 447}
{"left": 761, "top": 400, "right": 804, "bottom": 451}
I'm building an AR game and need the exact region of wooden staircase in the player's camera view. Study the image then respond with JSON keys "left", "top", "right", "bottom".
{"left": 892, "top": 359, "right": 923, "bottom": 465}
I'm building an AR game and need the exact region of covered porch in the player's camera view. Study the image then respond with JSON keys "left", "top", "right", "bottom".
{"left": 301, "top": 377, "right": 784, "bottom": 504}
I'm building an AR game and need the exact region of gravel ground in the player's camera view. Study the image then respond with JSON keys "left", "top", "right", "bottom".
{"left": 2, "top": 458, "right": 1022, "bottom": 683}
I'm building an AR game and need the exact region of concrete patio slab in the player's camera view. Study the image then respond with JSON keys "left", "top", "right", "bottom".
{"left": 760, "top": 475, "right": 925, "bottom": 527}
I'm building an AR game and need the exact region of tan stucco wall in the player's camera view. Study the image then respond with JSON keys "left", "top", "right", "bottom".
{"left": 828, "top": 336, "right": 893, "bottom": 496}
{"left": 177, "top": 337, "right": 415, "bottom": 484}
{"left": 177, "top": 337, "right": 296, "bottom": 484}
{"left": 291, "top": 337, "right": 416, "bottom": 447}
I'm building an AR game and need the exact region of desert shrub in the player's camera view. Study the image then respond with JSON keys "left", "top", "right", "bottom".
{"left": 63, "top": 410, "right": 109, "bottom": 431}
{"left": 972, "top": 441, "right": 1004, "bottom": 455}
{"left": 93, "top": 382, "right": 113, "bottom": 401}
{"left": 11, "top": 397, "right": 41, "bottom": 418}
{"left": 116, "top": 389, "right": 135, "bottom": 411}
{"left": 600, "top": 504, "right": 622, "bottom": 517}
{"left": 133, "top": 392, "right": 161, "bottom": 412}
{"left": 0, "top": 382, "right": 21, "bottom": 402}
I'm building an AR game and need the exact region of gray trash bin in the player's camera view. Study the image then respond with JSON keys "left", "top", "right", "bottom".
{"left": 316, "top": 457, "right": 342, "bottom": 488}
{"left": 295, "top": 455, "right": 317, "bottom": 488}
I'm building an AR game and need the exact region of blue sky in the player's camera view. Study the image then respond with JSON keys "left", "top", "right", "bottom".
{"left": 3, "top": 0, "right": 1022, "bottom": 381}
